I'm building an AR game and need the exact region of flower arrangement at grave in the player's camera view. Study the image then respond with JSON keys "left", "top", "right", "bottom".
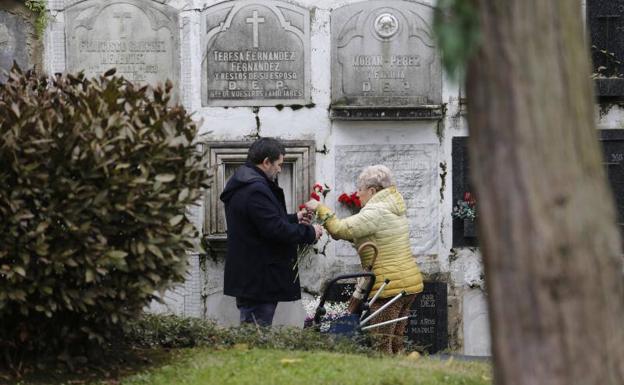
{"left": 293, "top": 183, "right": 333, "bottom": 281}
{"left": 337, "top": 191, "right": 362, "bottom": 214}
{"left": 452, "top": 191, "right": 477, "bottom": 221}
{"left": 302, "top": 292, "right": 350, "bottom": 330}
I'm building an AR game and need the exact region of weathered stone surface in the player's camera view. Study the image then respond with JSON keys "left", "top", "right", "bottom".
{"left": 0, "top": 4, "right": 41, "bottom": 81}
{"left": 201, "top": 0, "right": 310, "bottom": 106}
{"left": 334, "top": 145, "right": 439, "bottom": 257}
{"left": 331, "top": 0, "right": 441, "bottom": 115}
{"left": 462, "top": 288, "right": 491, "bottom": 356}
{"left": 148, "top": 254, "right": 204, "bottom": 318}
{"left": 65, "top": 0, "right": 180, "bottom": 95}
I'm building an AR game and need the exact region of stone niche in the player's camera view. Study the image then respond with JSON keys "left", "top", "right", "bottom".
{"left": 331, "top": 0, "right": 442, "bottom": 120}
{"left": 203, "top": 141, "right": 316, "bottom": 257}
{"left": 201, "top": 0, "right": 311, "bottom": 107}
{"left": 451, "top": 137, "right": 478, "bottom": 247}
{"left": 587, "top": 0, "right": 624, "bottom": 96}
{"left": 0, "top": 1, "right": 43, "bottom": 81}
{"left": 334, "top": 145, "right": 439, "bottom": 258}
{"left": 64, "top": 0, "right": 180, "bottom": 97}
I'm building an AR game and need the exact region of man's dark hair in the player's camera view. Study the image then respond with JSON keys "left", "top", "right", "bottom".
{"left": 247, "top": 137, "right": 286, "bottom": 164}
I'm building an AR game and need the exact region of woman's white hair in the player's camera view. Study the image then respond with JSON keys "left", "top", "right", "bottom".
{"left": 357, "top": 165, "right": 395, "bottom": 190}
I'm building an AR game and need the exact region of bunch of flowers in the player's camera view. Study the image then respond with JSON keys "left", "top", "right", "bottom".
{"left": 452, "top": 191, "right": 477, "bottom": 221}
{"left": 302, "top": 295, "right": 350, "bottom": 330}
{"left": 293, "top": 183, "right": 334, "bottom": 281}
{"left": 338, "top": 192, "right": 362, "bottom": 213}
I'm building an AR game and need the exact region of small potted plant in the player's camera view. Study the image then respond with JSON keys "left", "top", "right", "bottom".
{"left": 452, "top": 192, "right": 477, "bottom": 238}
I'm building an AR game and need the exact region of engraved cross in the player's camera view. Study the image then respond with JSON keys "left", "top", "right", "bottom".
{"left": 246, "top": 10, "right": 265, "bottom": 48}
{"left": 113, "top": 12, "right": 133, "bottom": 38}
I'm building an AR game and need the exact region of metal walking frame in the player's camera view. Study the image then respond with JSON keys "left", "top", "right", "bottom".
{"left": 309, "top": 242, "right": 412, "bottom": 338}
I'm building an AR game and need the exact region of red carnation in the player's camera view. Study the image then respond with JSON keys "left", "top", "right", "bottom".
{"left": 313, "top": 183, "right": 324, "bottom": 193}
{"left": 311, "top": 192, "right": 321, "bottom": 201}
{"left": 338, "top": 193, "right": 350, "bottom": 203}
{"left": 298, "top": 204, "right": 306, "bottom": 210}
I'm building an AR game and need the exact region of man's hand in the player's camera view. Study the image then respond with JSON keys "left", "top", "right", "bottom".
{"left": 297, "top": 208, "right": 313, "bottom": 224}
{"left": 313, "top": 224, "right": 323, "bottom": 240}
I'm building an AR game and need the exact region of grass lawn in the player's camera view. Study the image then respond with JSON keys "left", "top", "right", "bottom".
{"left": 121, "top": 347, "right": 492, "bottom": 385}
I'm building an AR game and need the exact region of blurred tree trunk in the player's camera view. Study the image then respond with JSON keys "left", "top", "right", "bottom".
{"left": 465, "top": 1, "right": 624, "bottom": 384}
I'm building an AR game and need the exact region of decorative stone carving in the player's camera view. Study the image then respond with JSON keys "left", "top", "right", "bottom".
{"left": 201, "top": 0, "right": 311, "bottom": 106}
{"left": 0, "top": 3, "right": 42, "bottom": 81}
{"left": 331, "top": 0, "right": 442, "bottom": 120}
{"left": 64, "top": 0, "right": 180, "bottom": 97}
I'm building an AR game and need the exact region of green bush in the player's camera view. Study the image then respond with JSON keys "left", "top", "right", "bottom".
{"left": 0, "top": 66, "right": 211, "bottom": 369}
{"left": 124, "top": 314, "right": 376, "bottom": 356}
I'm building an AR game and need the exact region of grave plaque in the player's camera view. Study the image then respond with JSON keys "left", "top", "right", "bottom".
{"left": 335, "top": 145, "right": 439, "bottom": 257}
{"left": 331, "top": 0, "right": 442, "bottom": 120}
{"left": 0, "top": 4, "right": 41, "bottom": 82}
{"left": 600, "top": 129, "right": 624, "bottom": 243}
{"left": 407, "top": 281, "right": 448, "bottom": 354}
{"left": 588, "top": 0, "right": 624, "bottom": 96}
{"left": 65, "top": 0, "right": 179, "bottom": 95}
{"left": 201, "top": 0, "right": 310, "bottom": 106}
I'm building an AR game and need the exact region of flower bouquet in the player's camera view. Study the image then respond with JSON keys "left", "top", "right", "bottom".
{"left": 293, "top": 183, "right": 334, "bottom": 281}
{"left": 452, "top": 191, "right": 477, "bottom": 221}
{"left": 452, "top": 192, "right": 477, "bottom": 237}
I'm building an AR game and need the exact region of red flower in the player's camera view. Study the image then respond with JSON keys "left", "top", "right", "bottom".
{"left": 313, "top": 183, "right": 324, "bottom": 193}
{"left": 338, "top": 193, "right": 350, "bottom": 203}
{"left": 463, "top": 191, "right": 476, "bottom": 206}
{"left": 310, "top": 192, "right": 321, "bottom": 201}
{"left": 353, "top": 196, "right": 362, "bottom": 208}
{"left": 298, "top": 204, "right": 306, "bottom": 210}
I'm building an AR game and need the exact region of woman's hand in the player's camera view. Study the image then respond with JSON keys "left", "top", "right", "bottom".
{"left": 304, "top": 199, "right": 320, "bottom": 211}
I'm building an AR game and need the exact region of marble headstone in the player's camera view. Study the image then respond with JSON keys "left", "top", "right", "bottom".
{"left": 600, "top": 129, "right": 624, "bottom": 242}
{"left": 65, "top": 0, "right": 180, "bottom": 95}
{"left": 331, "top": 0, "right": 442, "bottom": 119}
{"left": 201, "top": 0, "right": 310, "bottom": 106}
{"left": 334, "top": 145, "right": 439, "bottom": 258}
{"left": 588, "top": 1, "right": 624, "bottom": 95}
{"left": 407, "top": 282, "right": 448, "bottom": 354}
{"left": 0, "top": 4, "right": 41, "bottom": 81}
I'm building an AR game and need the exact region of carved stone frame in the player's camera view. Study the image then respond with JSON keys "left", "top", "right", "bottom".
{"left": 203, "top": 140, "right": 315, "bottom": 244}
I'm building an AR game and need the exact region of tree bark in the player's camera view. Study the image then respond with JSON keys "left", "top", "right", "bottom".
{"left": 466, "top": 1, "right": 624, "bottom": 385}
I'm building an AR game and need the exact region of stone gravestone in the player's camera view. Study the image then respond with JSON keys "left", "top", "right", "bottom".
{"left": 0, "top": 3, "right": 42, "bottom": 82}
{"left": 452, "top": 137, "right": 478, "bottom": 247}
{"left": 600, "top": 129, "right": 624, "bottom": 243}
{"left": 406, "top": 281, "right": 448, "bottom": 354}
{"left": 587, "top": 0, "right": 624, "bottom": 96}
{"left": 201, "top": 0, "right": 310, "bottom": 106}
{"left": 334, "top": 145, "right": 439, "bottom": 258}
{"left": 331, "top": 0, "right": 442, "bottom": 120}
{"left": 64, "top": 0, "right": 180, "bottom": 97}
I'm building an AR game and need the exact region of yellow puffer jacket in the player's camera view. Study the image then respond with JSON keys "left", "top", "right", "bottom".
{"left": 317, "top": 186, "right": 423, "bottom": 298}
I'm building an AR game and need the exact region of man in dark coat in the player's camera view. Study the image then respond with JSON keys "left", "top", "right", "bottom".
{"left": 220, "top": 137, "right": 322, "bottom": 326}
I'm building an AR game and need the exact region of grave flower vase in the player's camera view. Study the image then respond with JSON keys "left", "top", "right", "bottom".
{"left": 463, "top": 219, "right": 477, "bottom": 238}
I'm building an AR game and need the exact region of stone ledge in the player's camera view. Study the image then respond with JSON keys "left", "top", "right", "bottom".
{"left": 329, "top": 105, "right": 444, "bottom": 121}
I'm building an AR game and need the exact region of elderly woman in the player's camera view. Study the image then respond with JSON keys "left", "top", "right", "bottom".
{"left": 305, "top": 165, "right": 423, "bottom": 353}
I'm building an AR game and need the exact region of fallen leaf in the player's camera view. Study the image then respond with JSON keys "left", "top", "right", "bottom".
{"left": 280, "top": 358, "right": 303, "bottom": 364}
